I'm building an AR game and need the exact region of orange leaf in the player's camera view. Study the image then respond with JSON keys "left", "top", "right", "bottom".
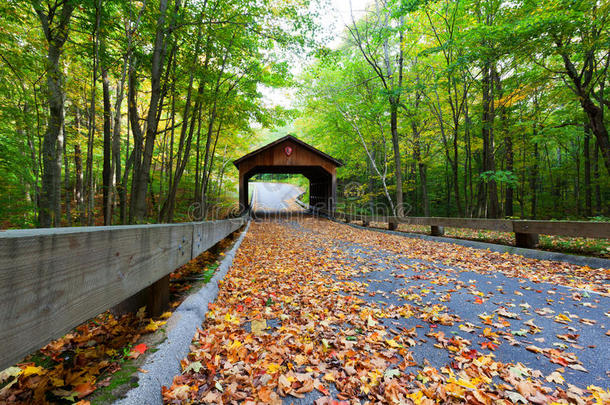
{"left": 74, "top": 382, "right": 96, "bottom": 398}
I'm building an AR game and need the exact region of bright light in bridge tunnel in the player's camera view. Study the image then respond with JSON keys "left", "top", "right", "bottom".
{"left": 249, "top": 173, "right": 310, "bottom": 214}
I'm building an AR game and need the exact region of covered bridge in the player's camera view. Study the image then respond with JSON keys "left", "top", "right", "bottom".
{"left": 233, "top": 135, "right": 343, "bottom": 213}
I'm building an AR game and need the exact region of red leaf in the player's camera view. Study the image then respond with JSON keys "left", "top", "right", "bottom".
{"left": 134, "top": 343, "right": 148, "bottom": 354}
{"left": 481, "top": 341, "right": 498, "bottom": 351}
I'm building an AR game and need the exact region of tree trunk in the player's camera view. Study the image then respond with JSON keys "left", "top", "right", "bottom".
{"left": 581, "top": 98, "right": 610, "bottom": 175}
{"left": 130, "top": 0, "right": 170, "bottom": 222}
{"left": 161, "top": 90, "right": 202, "bottom": 222}
{"left": 389, "top": 103, "right": 404, "bottom": 214}
{"left": 102, "top": 65, "right": 112, "bottom": 225}
{"left": 593, "top": 139, "right": 601, "bottom": 214}
{"left": 34, "top": 1, "right": 75, "bottom": 228}
{"left": 38, "top": 39, "right": 69, "bottom": 226}
{"left": 63, "top": 124, "right": 71, "bottom": 225}
{"left": 584, "top": 123, "right": 592, "bottom": 217}
{"left": 74, "top": 143, "right": 85, "bottom": 225}
{"left": 418, "top": 163, "right": 429, "bottom": 216}
{"left": 482, "top": 62, "right": 499, "bottom": 218}
{"left": 556, "top": 47, "right": 610, "bottom": 175}
{"left": 530, "top": 141, "right": 538, "bottom": 219}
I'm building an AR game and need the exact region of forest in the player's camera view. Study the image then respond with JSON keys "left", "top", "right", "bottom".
{"left": 0, "top": 0, "right": 608, "bottom": 229}
{"left": 0, "top": 0, "right": 317, "bottom": 227}
{"left": 296, "top": 0, "right": 610, "bottom": 219}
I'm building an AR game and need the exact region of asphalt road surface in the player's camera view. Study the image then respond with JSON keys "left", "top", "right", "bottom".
{"left": 250, "top": 182, "right": 306, "bottom": 214}
{"left": 162, "top": 218, "right": 609, "bottom": 404}
{"left": 278, "top": 220, "right": 609, "bottom": 404}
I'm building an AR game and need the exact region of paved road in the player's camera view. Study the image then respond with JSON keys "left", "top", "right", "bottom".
{"left": 165, "top": 218, "right": 609, "bottom": 404}
{"left": 250, "top": 182, "right": 306, "bottom": 214}
{"left": 282, "top": 220, "right": 610, "bottom": 403}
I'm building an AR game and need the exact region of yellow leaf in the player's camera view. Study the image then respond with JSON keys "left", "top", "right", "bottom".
{"left": 267, "top": 363, "right": 281, "bottom": 374}
{"left": 554, "top": 313, "right": 571, "bottom": 323}
{"left": 22, "top": 365, "right": 44, "bottom": 377}
{"left": 323, "top": 372, "right": 335, "bottom": 382}
{"left": 251, "top": 319, "right": 267, "bottom": 336}
{"left": 144, "top": 319, "right": 166, "bottom": 332}
{"left": 385, "top": 339, "right": 401, "bottom": 348}
{"left": 456, "top": 378, "right": 476, "bottom": 389}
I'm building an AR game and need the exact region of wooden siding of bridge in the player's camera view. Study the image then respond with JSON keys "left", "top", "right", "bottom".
{"left": 234, "top": 136, "right": 342, "bottom": 212}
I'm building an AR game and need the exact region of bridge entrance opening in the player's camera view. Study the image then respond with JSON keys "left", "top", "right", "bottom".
{"left": 233, "top": 135, "right": 343, "bottom": 214}
{"left": 248, "top": 174, "right": 309, "bottom": 215}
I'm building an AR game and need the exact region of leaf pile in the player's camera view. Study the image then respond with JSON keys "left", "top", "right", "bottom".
{"left": 0, "top": 309, "right": 162, "bottom": 404}
{"left": 162, "top": 219, "right": 609, "bottom": 404}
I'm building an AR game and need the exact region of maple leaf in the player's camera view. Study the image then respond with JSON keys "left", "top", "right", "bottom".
{"left": 506, "top": 391, "right": 528, "bottom": 403}
{"left": 480, "top": 341, "right": 498, "bottom": 351}
{"left": 74, "top": 382, "right": 96, "bottom": 398}
{"left": 495, "top": 308, "right": 520, "bottom": 319}
{"left": 458, "top": 324, "right": 476, "bottom": 333}
{"left": 546, "top": 371, "right": 565, "bottom": 384}
{"left": 129, "top": 343, "right": 148, "bottom": 359}
{"left": 182, "top": 361, "right": 203, "bottom": 374}
{"left": 251, "top": 318, "right": 267, "bottom": 335}
{"left": 0, "top": 366, "right": 22, "bottom": 382}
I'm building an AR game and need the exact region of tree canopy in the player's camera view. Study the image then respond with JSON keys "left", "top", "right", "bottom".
{"left": 0, "top": 0, "right": 608, "bottom": 228}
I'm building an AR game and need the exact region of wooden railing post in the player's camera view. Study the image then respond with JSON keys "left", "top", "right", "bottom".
{"left": 515, "top": 232, "right": 539, "bottom": 248}
{"left": 148, "top": 275, "right": 170, "bottom": 317}
{"left": 431, "top": 225, "right": 444, "bottom": 236}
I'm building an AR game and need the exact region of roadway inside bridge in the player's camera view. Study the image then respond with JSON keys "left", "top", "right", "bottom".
{"left": 249, "top": 181, "right": 307, "bottom": 215}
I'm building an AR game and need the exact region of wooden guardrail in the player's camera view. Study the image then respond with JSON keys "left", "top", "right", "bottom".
{"left": 0, "top": 217, "right": 247, "bottom": 370}
{"left": 331, "top": 212, "right": 609, "bottom": 248}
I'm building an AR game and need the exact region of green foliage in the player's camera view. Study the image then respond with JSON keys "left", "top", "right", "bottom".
{"left": 0, "top": 0, "right": 326, "bottom": 227}
{"left": 479, "top": 171, "right": 518, "bottom": 188}
{"left": 297, "top": 0, "right": 610, "bottom": 219}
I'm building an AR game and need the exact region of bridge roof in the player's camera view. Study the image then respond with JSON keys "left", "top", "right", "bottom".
{"left": 233, "top": 135, "right": 343, "bottom": 168}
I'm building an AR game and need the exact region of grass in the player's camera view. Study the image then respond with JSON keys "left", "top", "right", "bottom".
{"left": 90, "top": 365, "right": 139, "bottom": 405}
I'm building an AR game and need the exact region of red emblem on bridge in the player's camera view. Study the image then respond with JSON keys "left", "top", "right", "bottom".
{"left": 284, "top": 146, "right": 293, "bottom": 156}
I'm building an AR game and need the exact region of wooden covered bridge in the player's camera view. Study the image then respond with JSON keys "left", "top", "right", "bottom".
{"left": 233, "top": 135, "right": 343, "bottom": 213}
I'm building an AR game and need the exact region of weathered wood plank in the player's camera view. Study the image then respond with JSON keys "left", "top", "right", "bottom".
{"left": 333, "top": 213, "right": 609, "bottom": 239}
{"left": 191, "top": 219, "right": 244, "bottom": 257}
{"left": 513, "top": 220, "right": 610, "bottom": 238}
{"left": 0, "top": 217, "right": 246, "bottom": 370}
{"left": 399, "top": 217, "right": 513, "bottom": 232}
